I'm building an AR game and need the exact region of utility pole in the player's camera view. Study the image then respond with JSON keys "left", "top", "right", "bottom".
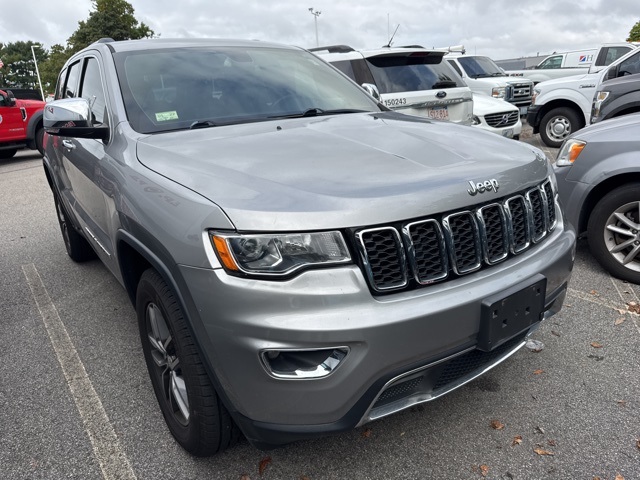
{"left": 31, "top": 45, "right": 45, "bottom": 101}
{"left": 309, "top": 7, "right": 321, "bottom": 47}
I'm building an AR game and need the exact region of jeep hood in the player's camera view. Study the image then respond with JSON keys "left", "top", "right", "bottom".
{"left": 136, "top": 112, "right": 549, "bottom": 231}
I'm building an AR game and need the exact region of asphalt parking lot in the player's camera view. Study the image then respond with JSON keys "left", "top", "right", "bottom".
{"left": 1, "top": 133, "right": 639, "bottom": 479}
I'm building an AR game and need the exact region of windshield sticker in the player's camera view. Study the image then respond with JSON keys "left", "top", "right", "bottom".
{"left": 155, "top": 111, "right": 179, "bottom": 122}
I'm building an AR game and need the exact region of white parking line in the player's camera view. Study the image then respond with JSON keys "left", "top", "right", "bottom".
{"left": 22, "top": 263, "right": 137, "bottom": 480}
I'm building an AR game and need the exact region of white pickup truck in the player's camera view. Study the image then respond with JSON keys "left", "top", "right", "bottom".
{"left": 445, "top": 53, "right": 534, "bottom": 115}
{"left": 527, "top": 44, "right": 640, "bottom": 147}
{"left": 506, "top": 43, "right": 636, "bottom": 84}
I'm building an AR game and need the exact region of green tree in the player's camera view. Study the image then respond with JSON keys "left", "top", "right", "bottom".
{"left": 0, "top": 41, "right": 48, "bottom": 89}
{"left": 67, "top": 0, "right": 154, "bottom": 54}
{"left": 628, "top": 21, "right": 640, "bottom": 42}
{"left": 39, "top": 44, "right": 69, "bottom": 93}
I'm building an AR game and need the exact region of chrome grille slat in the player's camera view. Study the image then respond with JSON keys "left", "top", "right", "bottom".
{"left": 484, "top": 111, "right": 519, "bottom": 128}
{"left": 356, "top": 179, "right": 558, "bottom": 293}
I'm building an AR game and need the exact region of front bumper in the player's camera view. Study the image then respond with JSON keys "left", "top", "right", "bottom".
{"left": 472, "top": 117, "right": 522, "bottom": 139}
{"left": 527, "top": 104, "right": 543, "bottom": 132}
{"left": 179, "top": 222, "right": 575, "bottom": 448}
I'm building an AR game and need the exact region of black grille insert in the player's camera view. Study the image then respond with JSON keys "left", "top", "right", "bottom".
{"left": 355, "top": 180, "right": 557, "bottom": 293}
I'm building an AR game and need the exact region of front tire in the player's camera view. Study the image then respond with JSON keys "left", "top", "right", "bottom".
{"left": 136, "top": 269, "right": 240, "bottom": 456}
{"left": 35, "top": 126, "right": 45, "bottom": 156}
{"left": 539, "top": 107, "right": 583, "bottom": 148}
{"left": 587, "top": 184, "right": 640, "bottom": 283}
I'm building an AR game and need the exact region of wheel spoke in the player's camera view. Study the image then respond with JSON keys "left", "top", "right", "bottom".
{"left": 613, "top": 212, "right": 640, "bottom": 230}
{"left": 606, "top": 224, "right": 636, "bottom": 237}
{"left": 170, "top": 372, "right": 190, "bottom": 422}
{"left": 610, "top": 238, "right": 636, "bottom": 254}
{"left": 148, "top": 305, "right": 168, "bottom": 356}
{"left": 622, "top": 244, "right": 640, "bottom": 265}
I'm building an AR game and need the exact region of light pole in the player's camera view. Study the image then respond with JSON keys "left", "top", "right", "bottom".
{"left": 308, "top": 7, "right": 321, "bottom": 47}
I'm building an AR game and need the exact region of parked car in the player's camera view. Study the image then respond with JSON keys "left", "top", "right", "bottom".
{"left": 591, "top": 73, "right": 640, "bottom": 124}
{"left": 555, "top": 113, "right": 640, "bottom": 283}
{"left": 43, "top": 37, "right": 575, "bottom": 456}
{"left": 312, "top": 45, "right": 521, "bottom": 138}
{"left": 0, "top": 88, "right": 45, "bottom": 158}
{"left": 527, "top": 43, "right": 640, "bottom": 148}
{"left": 310, "top": 44, "right": 473, "bottom": 124}
{"left": 444, "top": 52, "right": 534, "bottom": 115}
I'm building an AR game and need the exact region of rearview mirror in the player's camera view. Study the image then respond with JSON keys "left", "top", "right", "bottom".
{"left": 44, "top": 98, "right": 109, "bottom": 141}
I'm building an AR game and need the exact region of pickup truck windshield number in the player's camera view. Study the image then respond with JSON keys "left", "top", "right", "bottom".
{"left": 384, "top": 98, "right": 407, "bottom": 107}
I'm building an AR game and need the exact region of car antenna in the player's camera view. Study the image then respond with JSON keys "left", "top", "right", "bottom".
{"left": 384, "top": 24, "right": 400, "bottom": 48}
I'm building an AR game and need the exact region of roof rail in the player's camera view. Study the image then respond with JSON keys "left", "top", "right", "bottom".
{"left": 308, "top": 45, "right": 355, "bottom": 53}
{"left": 398, "top": 45, "right": 425, "bottom": 49}
{"left": 94, "top": 38, "right": 115, "bottom": 44}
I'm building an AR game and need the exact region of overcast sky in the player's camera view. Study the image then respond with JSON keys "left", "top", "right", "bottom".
{"left": 3, "top": 0, "right": 639, "bottom": 60}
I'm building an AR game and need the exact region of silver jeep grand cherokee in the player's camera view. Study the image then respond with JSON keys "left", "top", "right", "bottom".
{"left": 43, "top": 38, "right": 575, "bottom": 456}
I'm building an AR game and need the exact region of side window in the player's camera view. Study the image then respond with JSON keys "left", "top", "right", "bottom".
{"left": 55, "top": 68, "right": 67, "bottom": 100}
{"left": 447, "top": 60, "right": 463, "bottom": 77}
{"left": 605, "top": 47, "right": 633, "bottom": 66}
{"left": 331, "top": 60, "right": 357, "bottom": 81}
{"left": 617, "top": 51, "right": 640, "bottom": 76}
{"left": 80, "top": 57, "right": 107, "bottom": 124}
{"left": 538, "top": 56, "right": 562, "bottom": 69}
{"left": 64, "top": 61, "right": 82, "bottom": 98}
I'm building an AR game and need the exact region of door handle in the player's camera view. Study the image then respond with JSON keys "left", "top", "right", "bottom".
{"left": 62, "top": 139, "right": 75, "bottom": 150}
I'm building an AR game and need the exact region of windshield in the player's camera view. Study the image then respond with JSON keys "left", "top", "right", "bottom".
{"left": 114, "top": 46, "right": 380, "bottom": 133}
{"left": 365, "top": 54, "right": 464, "bottom": 94}
{"left": 457, "top": 56, "right": 504, "bottom": 78}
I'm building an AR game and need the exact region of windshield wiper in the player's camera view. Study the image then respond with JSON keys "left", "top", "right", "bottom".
{"left": 268, "top": 108, "right": 368, "bottom": 119}
{"left": 189, "top": 120, "right": 218, "bottom": 129}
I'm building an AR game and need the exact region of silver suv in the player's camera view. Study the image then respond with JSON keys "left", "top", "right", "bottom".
{"left": 43, "top": 38, "right": 575, "bottom": 456}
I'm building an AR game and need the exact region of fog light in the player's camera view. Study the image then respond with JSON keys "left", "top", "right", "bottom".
{"left": 261, "top": 347, "right": 349, "bottom": 379}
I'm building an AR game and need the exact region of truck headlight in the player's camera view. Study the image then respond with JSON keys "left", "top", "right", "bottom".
{"left": 531, "top": 88, "right": 541, "bottom": 106}
{"left": 491, "top": 87, "right": 506, "bottom": 98}
{"left": 210, "top": 231, "right": 351, "bottom": 275}
{"left": 592, "top": 91, "right": 610, "bottom": 119}
{"left": 556, "top": 139, "right": 586, "bottom": 167}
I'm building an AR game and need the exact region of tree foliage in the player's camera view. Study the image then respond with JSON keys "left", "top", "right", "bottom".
{"left": 67, "top": 0, "right": 154, "bottom": 54}
{"left": 0, "top": 0, "right": 155, "bottom": 93}
{"left": 0, "top": 41, "right": 48, "bottom": 90}
{"left": 628, "top": 21, "right": 640, "bottom": 42}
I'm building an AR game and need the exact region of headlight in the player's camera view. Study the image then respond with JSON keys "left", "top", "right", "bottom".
{"left": 491, "top": 87, "right": 506, "bottom": 98}
{"left": 556, "top": 139, "right": 586, "bottom": 167}
{"left": 210, "top": 231, "right": 351, "bottom": 275}
{"left": 531, "top": 87, "right": 541, "bottom": 105}
{"left": 592, "top": 90, "right": 610, "bottom": 119}
{"left": 471, "top": 115, "right": 481, "bottom": 125}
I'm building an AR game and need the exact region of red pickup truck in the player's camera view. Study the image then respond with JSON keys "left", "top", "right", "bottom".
{"left": 0, "top": 89, "right": 45, "bottom": 159}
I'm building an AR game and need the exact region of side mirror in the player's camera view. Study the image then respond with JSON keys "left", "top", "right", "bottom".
{"left": 6, "top": 90, "right": 16, "bottom": 107}
{"left": 361, "top": 83, "right": 381, "bottom": 100}
{"left": 606, "top": 66, "right": 618, "bottom": 80}
{"left": 44, "top": 98, "right": 109, "bottom": 141}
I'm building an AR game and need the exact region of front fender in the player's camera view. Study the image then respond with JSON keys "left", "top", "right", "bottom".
{"left": 535, "top": 86, "right": 593, "bottom": 124}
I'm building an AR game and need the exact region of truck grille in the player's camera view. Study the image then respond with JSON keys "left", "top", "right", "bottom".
{"left": 484, "top": 111, "right": 519, "bottom": 128}
{"left": 505, "top": 81, "right": 533, "bottom": 104}
{"left": 354, "top": 179, "right": 558, "bottom": 293}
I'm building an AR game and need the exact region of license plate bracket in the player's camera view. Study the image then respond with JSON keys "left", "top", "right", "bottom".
{"left": 478, "top": 274, "right": 547, "bottom": 352}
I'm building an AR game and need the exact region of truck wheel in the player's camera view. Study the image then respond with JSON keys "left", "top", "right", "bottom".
{"left": 53, "top": 193, "right": 96, "bottom": 262}
{"left": 35, "top": 126, "right": 45, "bottom": 156}
{"left": 539, "top": 107, "right": 583, "bottom": 148}
{"left": 136, "top": 269, "right": 241, "bottom": 456}
{"left": 587, "top": 184, "right": 640, "bottom": 284}
{"left": 0, "top": 149, "right": 17, "bottom": 159}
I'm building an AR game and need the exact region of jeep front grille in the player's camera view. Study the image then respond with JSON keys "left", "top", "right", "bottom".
{"left": 484, "top": 111, "right": 519, "bottom": 128}
{"left": 355, "top": 179, "right": 558, "bottom": 293}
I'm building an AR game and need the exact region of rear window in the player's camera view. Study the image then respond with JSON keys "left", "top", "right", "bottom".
{"left": 365, "top": 54, "right": 464, "bottom": 94}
